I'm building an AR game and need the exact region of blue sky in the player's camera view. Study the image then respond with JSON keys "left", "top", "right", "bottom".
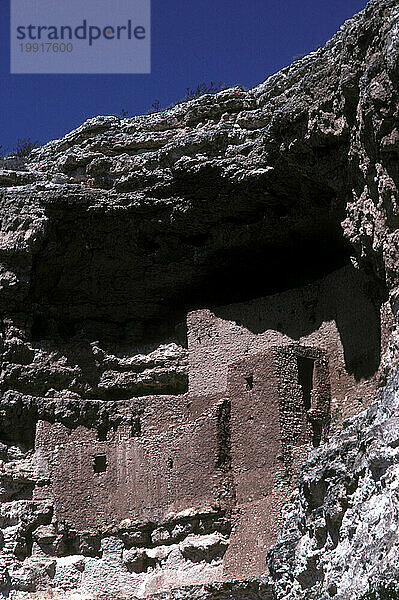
{"left": 1, "top": 0, "right": 367, "bottom": 152}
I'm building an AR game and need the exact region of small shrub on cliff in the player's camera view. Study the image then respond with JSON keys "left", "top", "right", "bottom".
{"left": 148, "top": 81, "right": 227, "bottom": 113}
{"left": 182, "top": 81, "right": 225, "bottom": 101}
{"left": 14, "top": 137, "right": 39, "bottom": 157}
{"left": 0, "top": 139, "right": 39, "bottom": 158}
{"left": 148, "top": 99, "right": 161, "bottom": 114}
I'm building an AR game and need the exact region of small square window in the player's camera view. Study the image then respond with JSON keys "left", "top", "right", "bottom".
{"left": 93, "top": 455, "right": 107, "bottom": 473}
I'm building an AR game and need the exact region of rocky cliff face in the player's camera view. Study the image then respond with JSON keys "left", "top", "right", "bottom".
{"left": 0, "top": 0, "right": 399, "bottom": 597}
{"left": 268, "top": 369, "right": 399, "bottom": 600}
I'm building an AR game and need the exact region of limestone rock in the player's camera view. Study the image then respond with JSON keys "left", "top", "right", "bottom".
{"left": 0, "top": 0, "right": 398, "bottom": 598}
{"left": 268, "top": 370, "right": 399, "bottom": 599}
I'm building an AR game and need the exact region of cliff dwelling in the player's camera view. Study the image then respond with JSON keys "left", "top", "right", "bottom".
{"left": 0, "top": 158, "right": 392, "bottom": 597}
{"left": 1, "top": 1, "right": 399, "bottom": 597}
{"left": 9, "top": 256, "right": 390, "bottom": 594}
{"left": 0, "top": 142, "right": 393, "bottom": 596}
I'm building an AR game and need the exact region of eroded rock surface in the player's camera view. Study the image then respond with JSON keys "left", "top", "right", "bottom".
{"left": 268, "top": 370, "right": 399, "bottom": 600}
{"left": 0, "top": 0, "right": 398, "bottom": 598}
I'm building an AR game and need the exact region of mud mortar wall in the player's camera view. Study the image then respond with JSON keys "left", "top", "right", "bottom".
{"left": 34, "top": 399, "right": 224, "bottom": 531}
{"left": 0, "top": 1, "right": 398, "bottom": 595}
{"left": 187, "top": 265, "right": 390, "bottom": 432}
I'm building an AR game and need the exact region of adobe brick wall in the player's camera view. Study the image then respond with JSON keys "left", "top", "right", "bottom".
{"left": 187, "top": 265, "right": 391, "bottom": 431}
{"left": 35, "top": 396, "right": 224, "bottom": 532}
{"left": 36, "top": 345, "right": 325, "bottom": 581}
{"left": 222, "top": 345, "right": 330, "bottom": 578}
{"left": 30, "top": 264, "right": 392, "bottom": 590}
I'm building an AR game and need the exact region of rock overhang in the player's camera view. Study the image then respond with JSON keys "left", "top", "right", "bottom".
{"left": 0, "top": 0, "right": 398, "bottom": 597}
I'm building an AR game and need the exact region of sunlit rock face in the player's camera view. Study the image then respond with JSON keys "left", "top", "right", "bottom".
{"left": 0, "top": 0, "right": 398, "bottom": 598}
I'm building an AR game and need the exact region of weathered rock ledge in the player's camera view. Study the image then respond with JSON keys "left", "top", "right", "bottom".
{"left": 0, "top": 0, "right": 398, "bottom": 597}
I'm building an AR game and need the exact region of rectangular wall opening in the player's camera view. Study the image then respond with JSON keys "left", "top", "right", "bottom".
{"left": 245, "top": 374, "right": 254, "bottom": 390}
{"left": 297, "top": 356, "right": 315, "bottom": 410}
{"left": 93, "top": 455, "right": 107, "bottom": 473}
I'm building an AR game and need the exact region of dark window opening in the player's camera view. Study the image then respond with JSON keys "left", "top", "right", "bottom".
{"left": 245, "top": 375, "right": 254, "bottom": 390}
{"left": 97, "top": 427, "right": 108, "bottom": 442}
{"left": 93, "top": 455, "right": 107, "bottom": 473}
{"left": 297, "top": 356, "right": 315, "bottom": 410}
{"left": 312, "top": 422, "right": 323, "bottom": 448}
{"left": 131, "top": 417, "right": 141, "bottom": 437}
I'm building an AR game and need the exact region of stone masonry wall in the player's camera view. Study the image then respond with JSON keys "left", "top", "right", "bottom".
{"left": 187, "top": 265, "right": 391, "bottom": 433}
